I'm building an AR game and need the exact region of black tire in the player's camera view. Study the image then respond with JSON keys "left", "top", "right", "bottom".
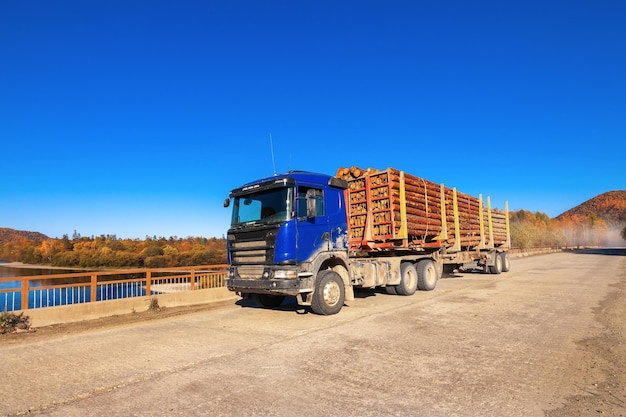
{"left": 311, "top": 270, "right": 345, "bottom": 315}
{"left": 417, "top": 259, "right": 438, "bottom": 291}
{"left": 396, "top": 262, "right": 418, "bottom": 296}
{"left": 252, "top": 294, "right": 285, "bottom": 308}
{"left": 488, "top": 252, "right": 503, "bottom": 274}
{"left": 501, "top": 252, "right": 511, "bottom": 272}
{"left": 385, "top": 285, "right": 398, "bottom": 295}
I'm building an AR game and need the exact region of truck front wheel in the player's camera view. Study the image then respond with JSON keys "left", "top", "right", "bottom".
{"left": 311, "top": 270, "right": 345, "bottom": 315}
{"left": 417, "top": 259, "right": 438, "bottom": 291}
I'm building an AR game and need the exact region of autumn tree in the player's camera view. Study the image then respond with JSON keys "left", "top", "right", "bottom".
{"left": 509, "top": 210, "right": 567, "bottom": 249}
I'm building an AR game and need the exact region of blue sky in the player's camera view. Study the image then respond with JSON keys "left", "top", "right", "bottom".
{"left": 1, "top": 1, "right": 625, "bottom": 239}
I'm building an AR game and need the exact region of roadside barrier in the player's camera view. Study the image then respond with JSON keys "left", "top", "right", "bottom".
{"left": 0, "top": 264, "right": 228, "bottom": 312}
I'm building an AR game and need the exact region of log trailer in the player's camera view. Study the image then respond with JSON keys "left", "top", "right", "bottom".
{"left": 224, "top": 166, "right": 511, "bottom": 315}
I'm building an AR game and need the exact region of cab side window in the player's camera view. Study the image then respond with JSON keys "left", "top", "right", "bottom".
{"left": 298, "top": 186, "right": 323, "bottom": 217}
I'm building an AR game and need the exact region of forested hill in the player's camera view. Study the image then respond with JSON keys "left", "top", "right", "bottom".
{"left": 556, "top": 190, "right": 626, "bottom": 227}
{"left": 0, "top": 228, "right": 226, "bottom": 268}
{"left": 0, "top": 227, "right": 48, "bottom": 244}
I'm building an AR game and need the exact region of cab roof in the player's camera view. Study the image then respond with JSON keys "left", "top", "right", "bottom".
{"left": 230, "top": 170, "right": 347, "bottom": 197}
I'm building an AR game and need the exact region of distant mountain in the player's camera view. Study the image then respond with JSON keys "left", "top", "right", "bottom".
{"left": 556, "top": 190, "right": 626, "bottom": 227}
{"left": 0, "top": 228, "right": 49, "bottom": 244}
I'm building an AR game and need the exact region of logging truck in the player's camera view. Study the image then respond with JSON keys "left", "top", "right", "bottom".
{"left": 223, "top": 167, "right": 511, "bottom": 315}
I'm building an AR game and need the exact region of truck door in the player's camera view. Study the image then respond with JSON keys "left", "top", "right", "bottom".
{"left": 326, "top": 186, "right": 348, "bottom": 251}
{"left": 295, "top": 185, "right": 330, "bottom": 261}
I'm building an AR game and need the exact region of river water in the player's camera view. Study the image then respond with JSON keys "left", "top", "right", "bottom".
{"left": 0, "top": 262, "right": 100, "bottom": 311}
{"left": 0, "top": 263, "right": 80, "bottom": 279}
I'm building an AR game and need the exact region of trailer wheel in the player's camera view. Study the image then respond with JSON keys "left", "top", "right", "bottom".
{"left": 311, "top": 270, "right": 345, "bottom": 315}
{"left": 252, "top": 294, "right": 285, "bottom": 308}
{"left": 488, "top": 253, "right": 503, "bottom": 274}
{"left": 396, "top": 263, "right": 418, "bottom": 296}
{"left": 417, "top": 259, "right": 438, "bottom": 291}
{"left": 501, "top": 252, "right": 510, "bottom": 272}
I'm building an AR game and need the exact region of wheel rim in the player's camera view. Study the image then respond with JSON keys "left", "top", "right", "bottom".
{"left": 406, "top": 268, "right": 417, "bottom": 289}
{"left": 323, "top": 280, "right": 341, "bottom": 307}
{"left": 425, "top": 264, "right": 436, "bottom": 286}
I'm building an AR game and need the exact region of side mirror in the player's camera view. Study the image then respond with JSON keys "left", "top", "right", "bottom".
{"left": 223, "top": 198, "right": 230, "bottom": 208}
{"left": 306, "top": 190, "right": 317, "bottom": 218}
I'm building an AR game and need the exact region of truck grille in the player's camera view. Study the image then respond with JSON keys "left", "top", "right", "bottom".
{"left": 231, "top": 241, "right": 269, "bottom": 264}
{"left": 228, "top": 228, "right": 277, "bottom": 266}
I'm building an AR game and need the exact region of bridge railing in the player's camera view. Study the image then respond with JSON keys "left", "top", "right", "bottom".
{"left": 0, "top": 264, "right": 229, "bottom": 313}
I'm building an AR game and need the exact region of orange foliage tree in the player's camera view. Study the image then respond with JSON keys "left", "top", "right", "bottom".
{"left": 0, "top": 233, "right": 227, "bottom": 268}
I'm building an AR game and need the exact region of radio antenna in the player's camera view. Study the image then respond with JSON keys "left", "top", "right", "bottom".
{"left": 269, "top": 133, "right": 277, "bottom": 176}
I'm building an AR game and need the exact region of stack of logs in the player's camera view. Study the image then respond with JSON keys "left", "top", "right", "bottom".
{"left": 336, "top": 166, "right": 508, "bottom": 250}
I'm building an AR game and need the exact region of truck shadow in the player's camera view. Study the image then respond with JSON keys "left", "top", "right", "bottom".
{"left": 354, "top": 288, "right": 381, "bottom": 299}
{"left": 442, "top": 270, "right": 485, "bottom": 278}
{"left": 235, "top": 296, "right": 311, "bottom": 314}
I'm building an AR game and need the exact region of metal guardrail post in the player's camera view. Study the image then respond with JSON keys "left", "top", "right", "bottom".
{"left": 21, "top": 279, "right": 29, "bottom": 310}
{"left": 91, "top": 273, "right": 97, "bottom": 303}
{"left": 146, "top": 271, "right": 152, "bottom": 295}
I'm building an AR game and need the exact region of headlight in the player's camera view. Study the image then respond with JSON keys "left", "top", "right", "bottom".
{"left": 273, "top": 270, "right": 297, "bottom": 279}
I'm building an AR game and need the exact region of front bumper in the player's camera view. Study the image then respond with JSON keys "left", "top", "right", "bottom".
{"left": 226, "top": 266, "right": 314, "bottom": 296}
{"left": 226, "top": 277, "right": 305, "bottom": 295}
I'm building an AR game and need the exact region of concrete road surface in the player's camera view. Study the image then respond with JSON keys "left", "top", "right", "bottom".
{"left": 1, "top": 250, "right": 625, "bottom": 417}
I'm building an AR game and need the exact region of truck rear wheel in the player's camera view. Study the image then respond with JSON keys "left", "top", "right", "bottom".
{"left": 501, "top": 252, "right": 511, "bottom": 272}
{"left": 311, "top": 270, "right": 345, "bottom": 315}
{"left": 396, "top": 262, "right": 418, "bottom": 296}
{"left": 417, "top": 259, "right": 438, "bottom": 291}
{"left": 488, "top": 252, "right": 503, "bottom": 274}
{"left": 252, "top": 294, "right": 285, "bottom": 308}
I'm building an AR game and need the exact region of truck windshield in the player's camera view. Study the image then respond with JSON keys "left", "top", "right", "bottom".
{"left": 231, "top": 187, "right": 293, "bottom": 226}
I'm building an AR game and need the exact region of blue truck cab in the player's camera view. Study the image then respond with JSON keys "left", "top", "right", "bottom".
{"left": 224, "top": 171, "right": 352, "bottom": 314}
